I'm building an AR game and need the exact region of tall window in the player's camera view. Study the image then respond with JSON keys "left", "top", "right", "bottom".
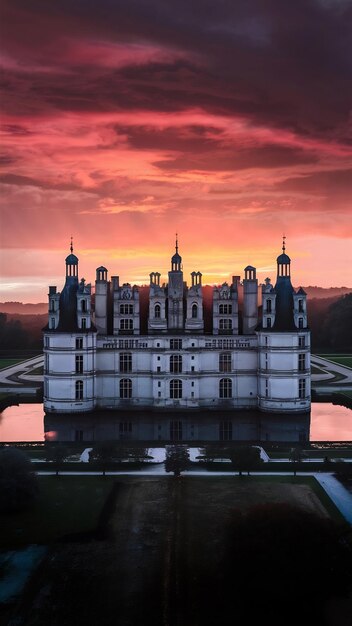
{"left": 298, "top": 317, "right": 304, "bottom": 329}
{"left": 120, "top": 378, "right": 132, "bottom": 399}
{"left": 81, "top": 300, "right": 86, "bottom": 312}
{"left": 120, "top": 319, "right": 133, "bottom": 331}
{"left": 219, "top": 420, "right": 232, "bottom": 441}
{"left": 51, "top": 317, "right": 55, "bottom": 329}
{"left": 298, "top": 354, "right": 305, "bottom": 371}
{"left": 219, "top": 352, "right": 231, "bottom": 373}
{"left": 119, "top": 422, "right": 132, "bottom": 436}
{"left": 170, "top": 339, "right": 182, "bottom": 350}
{"left": 298, "top": 299, "right": 304, "bottom": 313}
{"left": 120, "top": 352, "right": 132, "bottom": 373}
{"left": 170, "top": 379, "right": 182, "bottom": 399}
{"left": 266, "top": 317, "right": 272, "bottom": 329}
{"left": 120, "top": 304, "right": 134, "bottom": 315}
{"left": 81, "top": 318, "right": 87, "bottom": 330}
{"left": 154, "top": 303, "right": 161, "bottom": 318}
{"left": 192, "top": 303, "right": 198, "bottom": 318}
{"left": 219, "top": 304, "right": 232, "bottom": 315}
{"left": 76, "top": 337, "right": 83, "bottom": 349}
{"left": 299, "top": 378, "right": 306, "bottom": 399}
{"left": 219, "top": 378, "right": 232, "bottom": 399}
{"left": 170, "top": 420, "right": 182, "bottom": 441}
{"left": 219, "top": 319, "right": 232, "bottom": 332}
{"left": 170, "top": 355, "right": 182, "bottom": 374}
{"left": 75, "top": 380, "right": 83, "bottom": 400}
{"left": 266, "top": 299, "right": 272, "bottom": 313}
{"left": 299, "top": 336, "right": 305, "bottom": 348}
{"left": 75, "top": 355, "right": 83, "bottom": 374}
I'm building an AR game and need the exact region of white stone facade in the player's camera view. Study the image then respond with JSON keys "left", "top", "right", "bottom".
{"left": 43, "top": 242, "right": 311, "bottom": 414}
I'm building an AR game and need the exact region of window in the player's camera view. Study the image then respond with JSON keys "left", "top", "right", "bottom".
{"left": 299, "top": 354, "right": 305, "bottom": 371}
{"left": 191, "top": 366, "right": 195, "bottom": 372}
{"left": 170, "top": 379, "right": 182, "bottom": 399}
{"left": 76, "top": 337, "right": 83, "bottom": 350}
{"left": 51, "top": 317, "right": 55, "bottom": 329}
{"left": 219, "top": 378, "right": 232, "bottom": 399}
{"left": 170, "top": 339, "right": 182, "bottom": 350}
{"left": 75, "top": 380, "right": 83, "bottom": 400}
{"left": 265, "top": 336, "right": 268, "bottom": 346}
{"left": 170, "top": 420, "right": 182, "bottom": 441}
{"left": 157, "top": 366, "right": 161, "bottom": 373}
{"left": 266, "top": 299, "right": 272, "bottom": 313}
{"left": 298, "top": 317, "right": 304, "bottom": 329}
{"left": 219, "top": 319, "right": 232, "bottom": 332}
{"left": 120, "top": 304, "right": 134, "bottom": 315}
{"left": 298, "top": 299, "right": 304, "bottom": 313}
{"left": 75, "top": 430, "right": 83, "bottom": 441}
{"left": 219, "top": 420, "right": 232, "bottom": 441}
{"left": 192, "top": 303, "right": 198, "bottom": 318}
{"left": 219, "top": 352, "right": 231, "bottom": 373}
{"left": 219, "top": 304, "right": 232, "bottom": 315}
{"left": 119, "top": 422, "right": 132, "bottom": 433}
{"left": 120, "top": 319, "right": 133, "bottom": 331}
{"left": 120, "top": 352, "right": 132, "bottom": 373}
{"left": 265, "top": 379, "right": 269, "bottom": 398}
{"left": 299, "top": 336, "right": 305, "bottom": 348}
{"left": 81, "top": 300, "right": 86, "bottom": 312}
{"left": 75, "top": 355, "right": 83, "bottom": 374}
{"left": 299, "top": 378, "right": 306, "bottom": 399}
{"left": 50, "top": 300, "right": 55, "bottom": 312}
{"left": 170, "top": 354, "right": 182, "bottom": 374}
{"left": 158, "top": 381, "right": 161, "bottom": 387}
{"left": 81, "top": 318, "right": 87, "bottom": 330}
{"left": 45, "top": 336, "right": 50, "bottom": 348}
{"left": 266, "top": 317, "right": 272, "bottom": 329}
{"left": 120, "top": 378, "right": 132, "bottom": 399}
{"left": 265, "top": 353, "right": 268, "bottom": 370}
{"left": 154, "top": 303, "right": 161, "bottom": 319}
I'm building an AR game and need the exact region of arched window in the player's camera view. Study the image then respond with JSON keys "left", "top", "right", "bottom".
{"left": 170, "top": 379, "right": 182, "bottom": 399}
{"left": 120, "top": 378, "right": 132, "bottom": 399}
{"left": 219, "top": 378, "right": 232, "bottom": 399}
{"left": 170, "top": 355, "right": 182, "bottom": 374}
{"left": 155, "top": 303, "right": 161, "bottom": 319}
{"left": 298, "top": 299, "right": 304, "bottom": 313}
{"left": 75, "top": 380, "right": 83, "bottom": 401}
{"left": 192, "top": 303, "right": 198, "bottom": 319}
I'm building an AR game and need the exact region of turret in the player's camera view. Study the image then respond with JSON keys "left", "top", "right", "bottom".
{"left": 242, "top": 265, "right": 258, "bottom": 334}
{"left": 185, "top": 271, "right": 204, "bottom": 332}
{"left": 95, "top": 266, "right": 108, "bottom": 334}
{"left": 167, "top": 234, "right": 184, "bottom": 330}
{"left": 148, "top": 272, "right": 167, "bottom": 332}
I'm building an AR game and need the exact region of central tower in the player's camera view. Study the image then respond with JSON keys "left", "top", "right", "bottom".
{"left": 168, "top": 234, "right": 184, "bottom": 330}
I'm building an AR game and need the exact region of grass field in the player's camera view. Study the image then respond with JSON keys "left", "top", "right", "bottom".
{"left": 318, "top": 355, "right": 352, "bottom": 368}
{"left": 1, "top": 476, "right": 115, "bottom": 549}
{"left": 0, "top": 358, "right": 26, "bottom": 370}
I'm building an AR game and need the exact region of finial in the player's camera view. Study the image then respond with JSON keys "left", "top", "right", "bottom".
{"left": 175, "top": 232, "right": 178, "bottom": 254}
{"left": 70, "top": 236, "right": 73, "bottom": 254}
{"left": 282, "top": 234, "right": 286, "bottom": 254}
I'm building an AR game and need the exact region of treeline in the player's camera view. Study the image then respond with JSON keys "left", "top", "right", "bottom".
{"left": 0, "top": 293, "right": 351, "bottom": 351}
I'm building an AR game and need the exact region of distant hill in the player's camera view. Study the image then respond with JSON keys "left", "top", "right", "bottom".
{"left": 0, "top": 302, "right": 47, "bottom": 314}
{"left": 296, "top": 287, "right": 352, "bottom": 299}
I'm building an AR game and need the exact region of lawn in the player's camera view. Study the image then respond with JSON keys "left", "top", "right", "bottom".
{"left": 318, "top": 355, "right": 352, "bottom": 368}
{"left": 0, "top": 359, "right": 26, "bottom": 370}
{"left": 0, "top": 476, "right": 116, "bottom": 549}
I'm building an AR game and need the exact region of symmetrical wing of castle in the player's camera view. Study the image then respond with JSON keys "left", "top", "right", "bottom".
{"left": 43, "top": 238, "right": 310, "bottom": 414}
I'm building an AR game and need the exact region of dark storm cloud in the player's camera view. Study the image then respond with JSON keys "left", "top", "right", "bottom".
{"left": 1, "top": 0, "right": 351, "bottom": 139}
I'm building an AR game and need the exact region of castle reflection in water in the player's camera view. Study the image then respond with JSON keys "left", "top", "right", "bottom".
{"left": 44, "top": 410, "right": 311, "bottom": 444}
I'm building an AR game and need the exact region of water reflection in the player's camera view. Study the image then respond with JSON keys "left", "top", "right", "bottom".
{"left": 43, "top": 411, "right": 311, "bottom": 444}
{"left": 1, "top": 403, "right": 351, "bottom": 443}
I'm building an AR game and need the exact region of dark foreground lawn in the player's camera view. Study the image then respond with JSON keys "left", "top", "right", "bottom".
{"left": 1, "top": 476, "right": 351, "bottom": 626}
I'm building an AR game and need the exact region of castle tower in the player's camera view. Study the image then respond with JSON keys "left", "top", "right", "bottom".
{"left": 148, "top": 272, "right": 167, "bottom": 332}
{"left": 212, "top": 276, "right": 239, "bottom": 335}
{"left": 167, "top": 235, "right": 184, "bottom": 331}
{"left": 242, "top": 265, "right": 258, "bottom": 334}
{"left": 113, "top": 282, "right": 140, "bottom": 335}
{"left": 94, "top": 266, "right": 108, "bottom": 334}
{"left": 185, "top": 272, "right": 204, "bottom": 332}
{"left": 257, "top": 238, "right": 311, "bottom": 413}
{"left": 43, "top": 240, "right": 96, "bottom": 413}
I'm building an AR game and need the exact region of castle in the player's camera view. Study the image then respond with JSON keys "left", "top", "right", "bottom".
{"left": 43, "top": 238, "right": 311, "bottom": 414}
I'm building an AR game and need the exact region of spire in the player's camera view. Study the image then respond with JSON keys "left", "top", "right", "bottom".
{"left": 171, "top": 233, "right": 182, "bottom": 271}
{"left": 70, "top": 236, "right": 73, "bottom": 254}
{"left": 175, "top": 232, "right": 178, "bottom": 255}
{"left": 282, "top": 234, "right": 286, "bottom": 254}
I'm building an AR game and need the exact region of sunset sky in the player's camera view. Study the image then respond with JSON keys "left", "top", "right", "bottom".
{"left": 1, "top": 0, "right": 351, "bottom": 302}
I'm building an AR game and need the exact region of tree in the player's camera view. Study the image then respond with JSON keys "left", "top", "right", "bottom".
{"left": 164, "top": 445, "right": 190, "bottom": 477}
{"left": 228, "top": 445, "right": 263, "bottom": 475}
{"left": 89, "top": 442, "right": 124, "bottom": 475}
{"left": 45, "top": 444, "right": 68, "bottom": 476}
{"left": 0, "top": 447, "right": 38, "bottom": 513}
